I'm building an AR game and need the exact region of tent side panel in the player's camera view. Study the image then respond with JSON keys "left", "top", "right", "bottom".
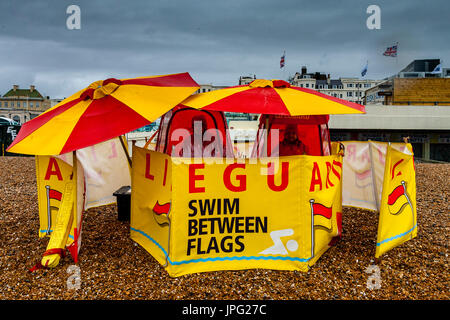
{"left": 77, "top": 137, "right": 131, "bottom": 209}
{"left": 301, "top": 154, "right": 344, "bottom": 268}
{"left": 376, "top": 144, "right": 417, "bottom": 257}
{"left": 130, "top": 146, "right": 172, "bottom": 266}
{"left": 340, "top": 141, "right": 378, "bottom": 211}
{"left": 166, "top": 154, "right": 343, "bottom": 277}
{"left": 35, "top": 155, "right": 75, "bottom": 238}
{"left": 35, "top": 154, "right": 84, "bottom": 263}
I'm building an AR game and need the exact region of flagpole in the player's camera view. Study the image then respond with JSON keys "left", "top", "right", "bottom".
{"left": 45, "top": 185, "right": 51, "bottom": 235}
{"left": 396, "top": 42, "right": 399, "bottom": 66}
{"left": 368, "top": 141, "right": 380, "bottom": 211}
{"left": 281, "top": 50, "right": 286, "bottom": 80}
{"left": 401, "top": 180, "right": 415, "bottom": 240}
{"left": 73, "top": 150, "right": 78, "bottom": 244}
{"left": 310, "top": 199, "right": 315, "bottom": 258}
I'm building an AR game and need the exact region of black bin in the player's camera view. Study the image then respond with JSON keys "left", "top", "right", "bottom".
{"left": 113, "top": 186, "right": 131, "bottom": 221}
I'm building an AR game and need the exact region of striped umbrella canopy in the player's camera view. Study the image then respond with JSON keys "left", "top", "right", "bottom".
{"left": 182, "top": 79, "right": 365, "bottom": 115}
{"left": 7, "top": 73, "right": 199, "bottom": 155}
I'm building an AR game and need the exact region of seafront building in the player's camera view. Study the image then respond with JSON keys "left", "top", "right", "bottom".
{"left": 0, "top": 85, "right": 51, "bottom": 124}
{"left": 365, "top": 59, "right": 450, "bottom": 106}
{"left": 135, "top": 63, "right": 449, "bottom": 161}
{"left": 329, "top": 59, "right": 450, "bottom": 162}
{"left": 290, "top": 66, "right": 381, "bottom": 105}
{"left": 1, "top": 59, "right": 449, "bottom": 161}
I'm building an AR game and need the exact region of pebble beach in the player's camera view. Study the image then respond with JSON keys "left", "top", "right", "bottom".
{"left": 0, "top": 157, "right": 448, "bottom": 300}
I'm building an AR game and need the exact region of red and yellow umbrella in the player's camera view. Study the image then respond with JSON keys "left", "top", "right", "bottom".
{"left": 182, "top": 79, "right": 365, "bottom": 115}
{"left": 7, "top": 73, "right": 199, "bottom": 155}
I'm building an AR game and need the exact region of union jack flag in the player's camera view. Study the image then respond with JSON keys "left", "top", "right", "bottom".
{"left": 383, "top": 44, "right": 398, "bottom": 57}
{"left": 280, "top": 51, "right": 285, "bottom": 68}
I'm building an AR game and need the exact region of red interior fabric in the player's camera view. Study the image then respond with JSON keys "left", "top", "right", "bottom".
{"left": 267, "top": 123, "right": 322, "bottom": 156}
{"left": 157, "top": 106, "right": 233, "bottom": 157}
{"left": 252, "top": 114, "right": 330, "bottom": 157}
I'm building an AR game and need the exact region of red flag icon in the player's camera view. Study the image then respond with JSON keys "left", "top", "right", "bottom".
{"left": 152, "top": 201, "right": 171, "bottom": 226}
{"left": 153, "top": 201, "right": 171, "bottom": 215}
{"left": 312, "top": 202, "right": 332, "bottom": 219}
{"left": 387, "top": 181, "right": 411, "bottom": 215}
{"left": 48, "top": 189, "right": 62, "bottom": 201}
{"left": 310, "top": 200, "right": 332, "bottom": 231}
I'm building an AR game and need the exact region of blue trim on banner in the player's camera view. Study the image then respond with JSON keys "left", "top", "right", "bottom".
{"left": 39, "top": 230, "right": 74, "bottom": 240}
{"left": 170, "top": 255, "right": 312, "bottom": 265}
{"left": 376, "top": 224, "right": 417, "bottom": 246}
{"left": 130, "top": 226, "right": 169, "bottom": 257}
{"left": 130, "top": 227, "right": 312, "bottom": 265}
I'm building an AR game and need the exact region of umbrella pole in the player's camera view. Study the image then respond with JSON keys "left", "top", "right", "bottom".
{"left": 119, "top": 135, "right": 132, "bottom": 168}
{"left": 72, "top": 151, "right": 78, "bottom": 233}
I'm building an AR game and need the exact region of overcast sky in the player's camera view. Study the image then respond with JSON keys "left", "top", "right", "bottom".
{"left": 0, "top": 0, "right": 449, "bottom": 98}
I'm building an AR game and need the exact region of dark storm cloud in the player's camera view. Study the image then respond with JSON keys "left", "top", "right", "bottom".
{"left": 0, "top": 0, "right": 449, "bottom": 98}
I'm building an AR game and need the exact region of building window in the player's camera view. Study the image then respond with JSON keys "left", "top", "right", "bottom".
{"left": 347, "top": 83, "right": 353, "bottom": 88}
{"left": 30, "top": 102, "right": 34, "bottom": 108}
{"left": 340, "top": 94, "right": 343, "bottom": 98}
{"left": 36, "top": 102, "right": 40, "bottom": 108}
{"left": 305, "top": 84, "right": 309, "bottom": 88}
{"left": 311, "top": 84, "right": 314, "bottom": 88}
{"left": 347, "top": 92, "right": 353, "bottom": 97}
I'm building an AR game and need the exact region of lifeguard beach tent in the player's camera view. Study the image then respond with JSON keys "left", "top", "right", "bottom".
{"left": 130, "top": 110, "right": 346, "bottom": 276}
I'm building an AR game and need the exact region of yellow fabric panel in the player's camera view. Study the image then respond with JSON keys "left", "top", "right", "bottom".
{"left": 181, "top": 86, "right": 251, "bottom": 109}
{"left": 35, "top": 155, "right": 83, "bottom": 261}
{"left": 376, "top": 144, "right": 417, "bottom": 257}
{"left": 168, "top": 156, "right": 306, "bottom": 276}
{"left": 41, "top": 182, "right": 75, "bottom": 268}
{"left": 9, "top": 99, "right": 92, "bottom": 155}
{"left": 301, "top": 156, "right": 343, "bottom": 267}
{"left": 276, "top": 88, "right": 365, "bottom": 115}
{"left": 130, "top": 146, "right": 344, "bottom": 277}
{"left": 36, "top": 156, "right": 75, "bottom": 238}
{"left": 130, "top": 146, "right": 172, "bottom": 266}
